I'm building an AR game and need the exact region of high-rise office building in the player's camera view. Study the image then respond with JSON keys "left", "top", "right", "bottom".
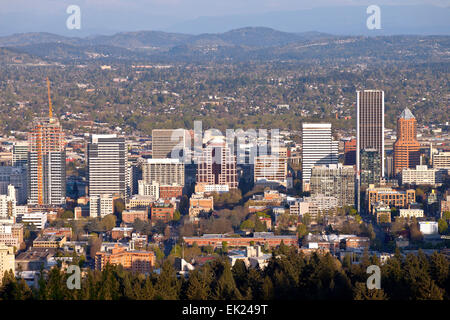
{"left": 196, "top": 137, "right": 238, "bottom": 189}
{"left": 0, "top": 166, "right": 27, "bottom": 204}
{"left": 356, "top": 90, "right": 385, "bottom": 177}
{"left": 254, "top": 154, "right": 288, "bottom": 187}
{"left": 12, "top": 142, "right": 28, "bottom": 167}
{"left": 432, "top": 152, "right": 450, "bottom": 171}
{"left": 141, "top": 158, "right": 185, "bottom": 186}
{"left": 301, "top": 123, "right": 338, "bottom": 189}
{"left": 310, "top": 164, "right": 356, "bottom": 208}
{"left": 385, "top": 152, "right": 394, "bottom": 179}
{"left": 151, "top": 129, "right": 191, "bottom": 159}
{"left": 88, "top": 134, "right": 126, "bottom": 197}
{"left": 393, "top": 108, "right": 420, "bottom": 175}
{"left": 344, "top": 139, "right": 357, "bottom": 166}
{"left": 28, "top": 81, "right": 66, "bottom": 206}
{"left": 360, "top": 149, "right": 382, "bottom": 186}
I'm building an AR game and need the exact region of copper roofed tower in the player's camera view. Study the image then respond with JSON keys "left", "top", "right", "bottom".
{"left": 393, "top": 107, "right": 420, "bottom": 175}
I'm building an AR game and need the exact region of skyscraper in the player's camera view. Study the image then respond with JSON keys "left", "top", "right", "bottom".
{"left": 141, "top": 158, "right": 185, "bottom": 186}
{"left": 12, "top": 142, "right": 28, "bottom": 167}
{"left": 310, "top": 164, "right": 356, "bottom": 208}
{"left": 343, "top": 139, "right": 356, "bottom": 166}
{"left": 393, "top": 108, "right": 420, "bottom": 175}
{"left": 356, "top": 90, "right": 385, "bottom": 177}
{"left": 151, "top": 129, "right": 191, "bottom": 159}
{"left": 196, "top": 137, "right": 238, "bottom": 189}
{"left": 301, "top": 123, "right": 338, "bottom": 190}
{"left": 87, "top": 134, "right": 126, "bottom": 198}
{"left": 360, "top": 149, "right": 382, "bottom": 186}
{"left": 28, "top": 79, "right": 66, "bottom": 205}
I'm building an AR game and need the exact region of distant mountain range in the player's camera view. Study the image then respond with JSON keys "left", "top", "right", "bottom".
{"left": 0, "top": 27, "right": 333, "bottom": 49}
{"left": 0, "top": 27, "right": 448, "bottom": 64}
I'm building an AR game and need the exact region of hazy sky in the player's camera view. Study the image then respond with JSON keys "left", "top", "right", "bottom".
{"left": 0, "top": 0, "right": 448, "bottom": 36}
{"left": 1, "top": 0, "right": 448, "bottom": 17}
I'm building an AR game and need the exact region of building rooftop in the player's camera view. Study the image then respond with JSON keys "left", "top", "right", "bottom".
{"left": 399, "top": 107, "right": 415, "bottom": 120}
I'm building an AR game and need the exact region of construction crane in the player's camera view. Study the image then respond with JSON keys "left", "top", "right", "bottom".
{"left": 36, "top": 77, "right": 54, "bottom": 205}
{"left": 46, "top": 77, "right": 53, "bottom": 118}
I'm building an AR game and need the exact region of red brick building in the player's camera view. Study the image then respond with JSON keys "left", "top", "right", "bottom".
{"left": 183, "top": 232, "right": 298, "bottom": 248}
{"left": 122, "top": 209, "right": 148, "bottom": 224}
{"left": 151, "top": 202, "right": 175, "bottom": 223}
{"left": 159, "top": 185, "right": 183, "bottom": 199}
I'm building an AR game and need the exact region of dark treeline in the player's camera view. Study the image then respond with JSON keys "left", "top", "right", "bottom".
{"left": 1, "top": 245, "right": 449, "bottom": 300}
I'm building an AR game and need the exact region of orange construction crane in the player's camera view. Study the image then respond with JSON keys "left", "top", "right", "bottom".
{"left": 36, "top": 123, "right": 43, "bottom": 205}
{"left": 46, "top": 77, "right": 53, "bottom": 118}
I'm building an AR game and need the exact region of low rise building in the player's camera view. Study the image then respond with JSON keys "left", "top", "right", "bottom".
{"left": 189, "top": 193, "right": 214, "bottom": 217}
{"left": 419, "top": 221, "right": 439, "bottom": 235}
{"left": 18, "top": 212, "right": 47, "bottom": 230}
{"left": 0, "top": 223, "right": 23, "bottom": 248}
{"left": 399, "top": 208, "right": 424, "bottom": 219}
{"left": 401, "top": 165, "right": 441, "bottom": 186}
{"left": 150, "top": 201, "right": 175, "bottom": 223}
{"left": 33, "top": 235, "right": 67, "bottom": 248}
{"left": 183, "top": 232, "right": 298, "bottom": 248}
{"left": 94, "top": 244, "right": 155, "bottom": 274}
{"left": 111, "top": 227, "right": 133, "bottom": 240}
{"left": 121, "top": 209, "right": 148, "bottom": 224}
{"left": 366, "top": 185, "right": 415, "bottom": 213}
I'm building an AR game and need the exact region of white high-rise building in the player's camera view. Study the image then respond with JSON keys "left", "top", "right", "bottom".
{"left": 88, "top": 134, "right": 126, "bottom": 198}
{"left": 28, "top": 117, "right": 66, "bottom": 206}
{"left": 89, "top": 194, "right": 114, "bottom": 218}
{"left": 0, "top": 185, "right": 16, "bottom": 223}
{"left": 301, "top": 123, "right": 338, "bottom": 189}
{"left": 0, "top": 244, "right": 15, "bottom": 285}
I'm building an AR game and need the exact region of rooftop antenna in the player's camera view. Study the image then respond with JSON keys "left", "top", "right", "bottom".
{"left": 46, "top": 77, "right": 53, "bottom": 118}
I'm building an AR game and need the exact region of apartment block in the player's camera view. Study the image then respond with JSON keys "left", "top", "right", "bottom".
{"left": 310, "top": 164, "right": 355, "bottom": 207}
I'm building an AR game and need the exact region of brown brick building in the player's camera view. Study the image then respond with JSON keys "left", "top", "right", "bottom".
{"left": 122, "top": 209, "right": 148, "bottom": 224}
{"left": 366, "top": 185, "right": 415, "bottom": 213}
{"left": 183, "top": 232, "right": 298, "bottom": 248}
{"left": 95, "top": 244, "right": 155, "bottom": 274}
{"left": 151, "top": 202, "right": 175, "bottom": 223}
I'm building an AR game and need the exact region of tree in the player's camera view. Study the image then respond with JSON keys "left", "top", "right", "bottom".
{"left": 173, "top": 210, "right": 181, "bottom": 222}
{"left": 154, "top": 261, "right": 180, "bottom": 300}
{"left": 296, "top": 224, "right": 308, "bottom": 238}
{"left": 114, "top": 198, "right": 125, "bottom": 215}
{"left": 102, "top": 214, "right": 117, "bottom": 231}
{"left": 88, "top": 234, "right": 102, "bottom": 258}
{"left": 61, "top": 210, "right": 74, "bottom": 219}
{"left": 353, "top": 282, "right": 388, "bottom": 300}
{"left": 185, "top": 268, "right": 212, "bottom": 300}
{"left": 438, "top": 218, "right": 448, "bottom": 234}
